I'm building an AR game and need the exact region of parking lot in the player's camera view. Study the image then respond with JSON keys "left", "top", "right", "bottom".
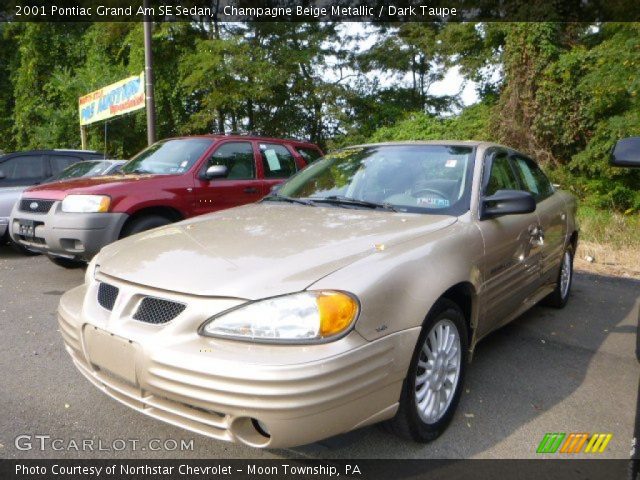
{"left": 0, "top": 246, "right": 638, "bottom": 459}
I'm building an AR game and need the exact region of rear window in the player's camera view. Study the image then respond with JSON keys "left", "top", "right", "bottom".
{"left": 295, "top": 147, "right": 322, "bottom": 163}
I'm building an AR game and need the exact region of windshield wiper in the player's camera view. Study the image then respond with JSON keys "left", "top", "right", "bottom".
{"left": 310, "top": 195, "right": 398, "bottom": 212}
{"left": 262, "top": 193, "right": 316, "bottom": 206}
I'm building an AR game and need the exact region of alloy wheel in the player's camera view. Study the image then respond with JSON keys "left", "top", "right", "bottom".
{"left": 414, "top": 318, "right": 462, "bottom": 424}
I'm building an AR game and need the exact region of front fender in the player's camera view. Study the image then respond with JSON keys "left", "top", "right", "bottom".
{"left": 309, "top": 221, "right": 484, "bottom": 342}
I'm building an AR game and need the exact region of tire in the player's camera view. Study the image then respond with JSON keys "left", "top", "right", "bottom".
{"left": 7, "top": 236, "right": 41, "bottom": 256}
{"left": 48, "top": 255, "right": 85, "bottom": 269}
{"left": 120, "top": 215, "right": 171, "bottom": 238}
{"left": 385, "top": 298, "right": 469, "bottom": 443}
{"left": 541, "top": 245, "right": 573, "bottom": 309}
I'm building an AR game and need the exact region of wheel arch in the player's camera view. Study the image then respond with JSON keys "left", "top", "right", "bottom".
{"left": 438, "top": 282, "right": 477, "bottom": 353}
{"left": 568, "top": 230, "right": 579, "bottom": 252}
{"left": 118, "top": 206, "right": 184, "bottom": 239}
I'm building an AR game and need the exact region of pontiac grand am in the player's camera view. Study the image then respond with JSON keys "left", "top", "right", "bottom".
{"left": 58, "top": 141, "right": 578, "bottom": 448}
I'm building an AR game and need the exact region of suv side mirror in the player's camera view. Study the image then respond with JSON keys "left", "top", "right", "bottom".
{"left": 481, "top": 190, "right": 536, "bottom": 219}
{"left": 0, "top": 170, "right": 5, "bottom": 180}
{"left": 611, "top": 137, "right": 640, "bottom": 168}
{"left": 202, "top": 165, "right": 228, "bottom": 180}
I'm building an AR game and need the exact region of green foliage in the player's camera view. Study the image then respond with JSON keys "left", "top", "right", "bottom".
{"left": 530, "top": 24, "right": 640, "bottom": 211}
{"left": 366, "top": 102, "right": 493, "bottom": 143}
{"left": 0, "top": 20, "right": 637, "bottom": 214}
{"left": 577, "top": 205, "right": 640, "bottom": 249}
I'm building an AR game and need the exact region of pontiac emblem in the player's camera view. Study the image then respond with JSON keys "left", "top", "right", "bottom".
{"left": 29, "top": 202, "right": 39, "bottom": 210}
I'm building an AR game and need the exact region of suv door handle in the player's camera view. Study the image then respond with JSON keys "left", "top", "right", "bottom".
{"left": 243, "top": 187, "right": 258, "bottom": 194}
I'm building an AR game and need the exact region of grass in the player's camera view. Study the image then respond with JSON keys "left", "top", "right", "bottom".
{"left": 574, "top": 206, "right": 640, "bottom": 278}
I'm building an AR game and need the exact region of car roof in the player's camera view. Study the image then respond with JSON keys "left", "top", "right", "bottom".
{"left": 347, "top": 140, "right": 499, "bottom": 149}
{"left": 0, "top": 149, "right": 102, "bottom": 157}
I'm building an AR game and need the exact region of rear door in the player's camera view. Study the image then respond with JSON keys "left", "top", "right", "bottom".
{"left": 476, "top": 149, "right": 543, "bottom": 335}
{"left": 192, "top": 141, "right": 264, "bottom": 216}
{"left": 511, "top": 154, "right": 566, "bottom": 287}
{"left": 0, "top": 154, "right": 48, "bottom": 187}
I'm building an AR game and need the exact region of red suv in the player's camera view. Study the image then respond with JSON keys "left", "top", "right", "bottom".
{"left": 9, "top": 135, "right": 322, "bottom": 267}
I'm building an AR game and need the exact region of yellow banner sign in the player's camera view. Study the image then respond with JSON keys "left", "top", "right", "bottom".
{"left": 79, "top": 72, "right": 145, "bottom": 126}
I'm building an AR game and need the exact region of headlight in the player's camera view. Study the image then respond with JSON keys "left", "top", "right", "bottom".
{"left": 199, "top": 291, "right": 359, "bottom": 343}
{"left": 61, "top": 195, "right": 110, "bottom": 213}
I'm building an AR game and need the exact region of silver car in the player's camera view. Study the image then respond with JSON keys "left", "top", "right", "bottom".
{"left": 1, "top": 159, "right": 124, "bottom": 253}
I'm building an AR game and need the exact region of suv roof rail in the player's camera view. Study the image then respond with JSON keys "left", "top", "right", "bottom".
{"left": 210, "top": 131, "right": 311, "bottom": 144}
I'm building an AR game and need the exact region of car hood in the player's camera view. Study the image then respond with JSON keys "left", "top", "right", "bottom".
{"left": 98, "top": 203, "right": 456, "bottom": 299}
{"left": 0, "top": 186, "right": 26, "bottom": 216}
{"left": 22, "top": 174, "right": 161, "bottom": 200}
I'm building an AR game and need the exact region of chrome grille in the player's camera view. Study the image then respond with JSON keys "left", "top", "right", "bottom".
{"left": 133, "top": 297, "right": 186, "bottom": 324}
{"left": 97, "top": 283, "right": 119, "bottom": 311}
{"left": 19, "top": 199, "right": 55, "bottom": 214}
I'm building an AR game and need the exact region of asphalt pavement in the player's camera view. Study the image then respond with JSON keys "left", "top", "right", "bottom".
{"left": 0, "top": 246, "right": 638, "bottom": 459}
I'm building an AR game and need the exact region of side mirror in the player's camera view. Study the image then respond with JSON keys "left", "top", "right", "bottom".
{"left": 0, "top": 171, "right": 5, "bottom": 180}
{"left": 481, "top": 190, "right": 536, "bottom": 220}
{"left": 611, "top": 137, "right": 640, "bottom": 168}
{"left": 202, "top": 165, "right": 228, "bottom": 180}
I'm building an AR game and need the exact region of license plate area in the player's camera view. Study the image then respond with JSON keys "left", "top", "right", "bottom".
{"left": 83, "top": 326, "right": 139, "bottom": 385}
{"left": 18, "top": 219, "right": 37, "bottom": 239}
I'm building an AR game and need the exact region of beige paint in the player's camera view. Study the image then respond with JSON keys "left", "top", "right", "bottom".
{"left": 58, "top": 141, "right": 578, "bottom": 448}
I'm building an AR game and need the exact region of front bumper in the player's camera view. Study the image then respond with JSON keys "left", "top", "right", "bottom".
{"left": 9, "top": 200, "right": 127, "bottom": 261}
{"left": 58, "top": 280, "right": 419, "bottom": 448}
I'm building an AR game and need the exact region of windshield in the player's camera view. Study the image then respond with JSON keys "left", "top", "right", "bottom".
{"left": 50, "top": 161, "right": 115, "bottom": 181}
{"left": 121, "top": 138, "right": 213, "bottom": 175}
{"left": 276, "top": 145, "right": 475, "bottom": 215}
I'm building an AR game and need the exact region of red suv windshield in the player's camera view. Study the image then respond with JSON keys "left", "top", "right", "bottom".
{"left": 121, "top": 138, "right": 213, "bottom": 175}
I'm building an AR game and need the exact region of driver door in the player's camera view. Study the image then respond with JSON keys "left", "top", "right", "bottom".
{"left": 476, "top": 150, "right": 543, "bottom": 336}
{"left": 192, "top": 141, "right": 265, "bottom": 216}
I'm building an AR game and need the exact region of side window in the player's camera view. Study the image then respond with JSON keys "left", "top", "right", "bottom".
{"left": 0, "top": 155, "right": 46, "bottom": 180}
{"left": 295, "top": 147, "right": 322, "bottom": 163}
{"left": 484, "top": 152, "right": 520, "bottom": 196}
{"left": 207, "top": 142, "right": 255, "bottom": 180}
{"left": 259, "top": 143, "right": 298, "bottom": 179}
{"left": 50, "top": 155, "right": 81, "bottom": 174}
{"left": 512, "top": 156, "right": 554, "bottom": 200}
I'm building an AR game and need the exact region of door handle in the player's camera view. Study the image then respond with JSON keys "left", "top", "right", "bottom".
{"left": 243, "top": 187, "right": 258, "bottom": 194}
{"left": 528, "top": 224, "right": 545, "bottom": 244}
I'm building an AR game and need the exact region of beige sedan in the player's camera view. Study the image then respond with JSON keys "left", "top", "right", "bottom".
{"left": 58, "top": 141, "right": 577, "bottom": 448}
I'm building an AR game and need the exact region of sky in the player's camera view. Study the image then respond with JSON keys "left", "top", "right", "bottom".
{"left": 430, "top": 66, "right": 479, "bottom": 106}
